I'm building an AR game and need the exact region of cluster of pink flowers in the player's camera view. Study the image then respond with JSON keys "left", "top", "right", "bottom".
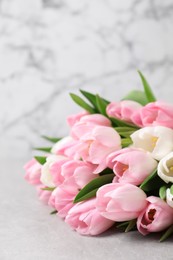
{"left": 24, "top": 74, "right": 173, "bottom": 240}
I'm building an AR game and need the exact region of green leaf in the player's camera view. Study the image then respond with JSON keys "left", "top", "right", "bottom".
{"left": 99, "top": 168, "right": 114, "bottom": 176}
{"left": 160, "top": 225, "right": 173, "bottom": 242}
{"left": 125, "top": 219, "right": 136, "bottom": 233}
{"left": 138, "top": 71, "right": 157, "bottom": 102}
{"left": 121, "top": 138, "right": 132, "bottom": 148}
{"left": 79, "top": 90, "right": 98, "bottom": 111}
{"left": 34, "top": 147, "right": 52, "bottom": 153}
{"left": 74, "top": 173, "right": 114, "bottom": 203}
{"left": 116, "top": 221, "right": 129, "bottom": 229}
{"left": 70, "top": 93, "right": 96, "bottom": 114}
{"left": 122, "top": 90, "right": 149, "bottom": 106}
{"left": 140, "top": 169, "right": 157, "bottom": 190}
{"left": 41, "top": 187, "right": 55, "bottom": 191}
{"left": 110, "top": 117, "right": 139, "bottom": 128}
{"left": 114, "top": 126, "right": 138, "bottom": 132}
{"left": 50, "top": 210, "right": 58, "bottom": 215}
{"left": 42, "top": 135, "right": 62, "bottom": 143}
{"left": 139, "top": 169, "right": 165, "bottom": 192}
{"left": 75, "top": 188, "right": 99, "bottom": 203}
{"left": 170, "top": 185, "right": 173, "bottom": 195}
{"left": 80, "top": 90, "right": 109, "bottom": 108}
{"left": 159, "top": 186, "right": 167, "bottom": 200}
{"left": 96, "top": 94, "right": 107, "bottom": 116}
{"left": 114, "top": 126, "right": 137, "bottom": 138}
{"left": 118, "top": 131, "right": 136, "bottom": 138}
{"left": 34, "top": 156, "right": 47, "bottom": 165}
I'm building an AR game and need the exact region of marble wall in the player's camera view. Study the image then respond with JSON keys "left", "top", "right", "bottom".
{"left": 1, "top": 0, "right": 173, "bottom": 159}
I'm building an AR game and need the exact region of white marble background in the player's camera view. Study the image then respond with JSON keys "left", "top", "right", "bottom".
{"left": 1, "top": 0, "right": 173, "bottom": 159}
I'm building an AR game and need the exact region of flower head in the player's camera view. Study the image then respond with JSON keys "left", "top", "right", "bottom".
{"left": 131, "top": 126, "right": 173, "bottom": 160}
{"left": 107, "top": 148, "right": 157, "bottom": 185}
{"left": 65, "top": 198, "right": 114, "bottom": 236}
{"left": 137, "top": 196, "right": 173, "bottom": 235}
{"left": 158, "top": 152, "right": 173, "bottom": 183}
{"left": 96, "top": 183, "right": 147, "bottom": 221}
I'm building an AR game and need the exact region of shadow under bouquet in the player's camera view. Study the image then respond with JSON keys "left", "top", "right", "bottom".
{"left": 24, "top": 71, "right": 173, "bottom": 241}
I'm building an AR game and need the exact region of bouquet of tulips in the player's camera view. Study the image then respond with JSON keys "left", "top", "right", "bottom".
{"left": 24, "top": 71, "right": 173, "bottom": 241}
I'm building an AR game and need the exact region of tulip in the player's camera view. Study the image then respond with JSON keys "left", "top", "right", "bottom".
{"left": 137, "top": 196, "right": 173, "bottom": 235}
{"left": 132, "top": 101, "right": 173, "bottom": 128}
{"left": 131, "top": 126, "right": 173, "bottom": 160}
{"left": 166, "top": 187, "right": 173, "bottom": 208}
{"left": 157, "top": 152, "right": 173, "bottom": 183}
{"left": 51, "top": 159, "right": 97, "bottom": 186}
{"left": 96, "top": 183, "right": 147, "bottom": 221}
{"left": 70, "top": 113, "right": 111, "bottom": 140}
{"left": 106, "top": 100, "right": 142, "bottom": 123}
{"left": 51, "top": 136, "right": 88, "bottom": 161}
{"left": 86, "top": 126, "right": 122, "bottom": 172}
{"left": 36, "top": 185, "right": 52, "bottom": 205}
{"left": 67, "top": 111, "right": 89, "bottom": 127}
{"left": 51, "top": 136, "right": 75, "bottom": 155}
{"left": 51, "top": 113, "right": 121, "bottom": 172}
{"left": 107, "top": 148, "right": 158, "bottom": 185}
{"left": 54, "top": 126, "right": 122, "bottom": 173}
{"left": 24, "top": 158, "right": 42, "bottom": 185}
{"left": 65, "top": 198, "right": 114, "bottom": 235}
{"left": 40, "top": 155, "right": 67, "bottom": 187}
{"left": 49, "top": 160, "right": 98, "bottom": 218}
{"left": 49, "top": 185, "right": 75, "bottom": 218}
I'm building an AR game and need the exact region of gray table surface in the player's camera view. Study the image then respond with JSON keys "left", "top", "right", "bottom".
{"left": 1, "top": 158, "right": 173, "bottom": 260}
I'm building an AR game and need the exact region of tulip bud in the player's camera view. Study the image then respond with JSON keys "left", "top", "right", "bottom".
{"left": 65, "top": 198, "right": 114, "bottom": 235}
{"left": 157, "top": 152, "right": 173, "bottom": 183}
{"left": 96, "top": 183, "right": 147, "bottom": 221}
{"left": 106, "top": 100, "right": 142, "bottom": 123}
{"left": 137, "top": 196, "right": 173, "bottom": 235}
{"left": 107, "top": 148, "right": 158, "bottom": 185}
{"left": 41, "top": 155, "right": 67, "bottom": 187}
{"left": 131, "top": 126, "right": 173, "bottom": 160}
{"left": 24, "top": 158, "right": 41, "bottom": 185}
{"left": 51, "top": 136, "right": 74, "bottom": 154}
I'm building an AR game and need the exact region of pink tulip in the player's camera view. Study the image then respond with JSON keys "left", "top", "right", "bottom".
{"left": 53, "top": 113, "right": 112, "bottom": 160}
{"left": 67, "top": 111, "right": 89, "bottom": 127}
{"left": 24, "top": 158, "right": 42, "bottom": 185}
{"left": 96, "top": 183, "right": 147, "bottom": 221}
{"left": 49, "top": 158, "right": 69, "bottom": 186}
{"left": 107, "top": 148, "right": 157, "bottom": 185}
{"left": 132, "top": 101, "right": 173, "bottom": 128}
{"left": 36, "top": 185, "right": 52, "bottom": 205}
{"left": 51, "top": 136, "right": 87, "bottom": 160}
{"left": 53, "top": 126, "right": 121, "bottom": 173}
{"left": 50, "top": 160, "right": 97, "bottom": 187}
{"left": 51, "top": 136, "right": 75, "bottom": 155}
{"left": 70, "top": 114, "right": 111, "bottom": 140}
{"left": 49, "top": 185, "right": 75, "bottom": 218}
{"left": 106, "top": 100, "right": 142, "bottom": 123}
{"left": 73, "top": 125, "right": 121, "bottom": 172}
{"left": 41, "top": 155, "right": 68, "bottom": 188}
{"left": 49, "top": 160, "right": 98, "bottom": 218}
{"left": 86, "top": 126, "right": 122, "bottom": 172}
{"left": 52, "top": 114, "right": 121, "bottom": 172}
{"left": 137, "top": 196, "right": 173, "bottom": 235}
{"left": 65, "top": 198, "right": 114, "bottom": 235}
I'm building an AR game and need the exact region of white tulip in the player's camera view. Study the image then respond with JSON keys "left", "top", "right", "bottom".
{"left": 158, "top": 152, "right": 173, "bottom": 183}
{"left": 166, "top": 188, "right": 173, "bottom": 208}
{"left": 51, "top": 136, "right": 74, "bottom": 154}
{"left": 41, "top": 155, "right": 67, "bottom": 187}
{"left": 130, "top": 126, "right": 173, "bottom": 161}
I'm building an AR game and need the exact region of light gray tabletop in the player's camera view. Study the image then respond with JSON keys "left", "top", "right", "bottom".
{"left": 1, "top": 158, "right": 172, "bottom": 260}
